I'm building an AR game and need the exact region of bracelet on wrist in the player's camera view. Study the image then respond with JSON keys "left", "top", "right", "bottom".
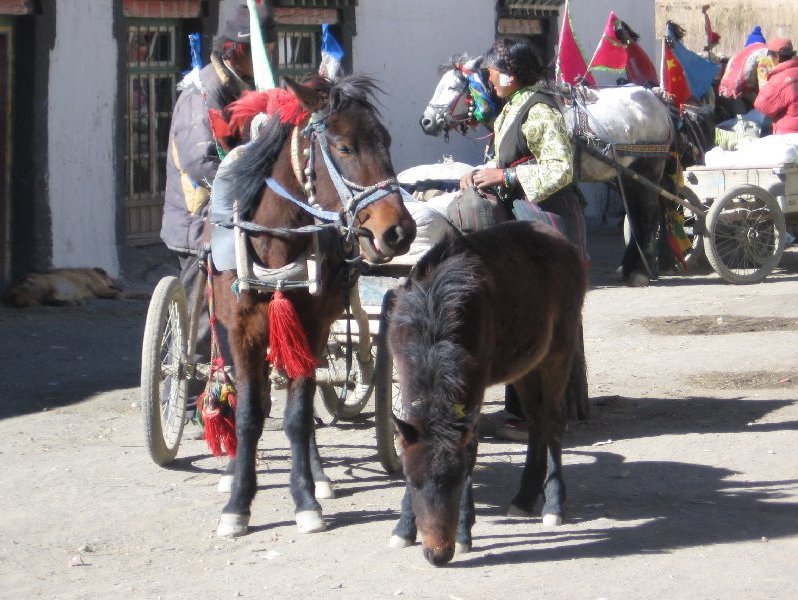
{"left": 502, "top": 168, "right": 517, "bottom": 189}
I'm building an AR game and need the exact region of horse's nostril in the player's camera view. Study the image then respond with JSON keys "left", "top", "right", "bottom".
{"left": 382, "top": 224, "right": 413, "bottom": 251}
{"left": 420, "top": 118, "right": 432, "bottom": 130}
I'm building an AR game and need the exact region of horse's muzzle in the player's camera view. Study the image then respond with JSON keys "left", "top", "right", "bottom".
{"left": 423, "top": 543, "right": 455, "bottom": 567}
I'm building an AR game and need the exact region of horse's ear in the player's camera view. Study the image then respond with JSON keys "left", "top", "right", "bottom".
{"left": 392, "top": 414, "right": 419, "bottom": 446}
{"left": 284, "top": 76, "right": 328, "bottom": 112}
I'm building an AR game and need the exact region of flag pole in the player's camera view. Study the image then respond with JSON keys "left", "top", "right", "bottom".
{"left": 246, "top": 0, "right": 276, "bottom": 90}
{"left": 556, "top": 0, "right": 569, "bottom": 83}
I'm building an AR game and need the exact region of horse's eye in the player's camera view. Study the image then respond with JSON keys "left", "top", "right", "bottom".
{"left": 337, "top": 144, "right": 352, "bottom": 155}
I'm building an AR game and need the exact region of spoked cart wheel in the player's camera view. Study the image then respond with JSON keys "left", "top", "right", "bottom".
{"left": 704, "top": 184, "right": 786, "bottom": 284}
{"left": 374, "top": 290, "right": 403, "bottom": 475}
{"left": 141, "top": 276, "right": 189, "bottom": 465}
{"left": 317, "top": 318, "right": 375, "bottom": 420}
{"left": 316, "top": 281, "right": 376, "bottom": 420}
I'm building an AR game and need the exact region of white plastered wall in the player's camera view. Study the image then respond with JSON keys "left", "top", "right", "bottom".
{"left": 48, "top": 0, "right": 119, "bottom": 275}
{"left": 353, "top": 0, "right": 496, "bottom": 172}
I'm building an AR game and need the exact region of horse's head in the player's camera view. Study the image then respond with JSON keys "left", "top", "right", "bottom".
{"left": 392, "top": 407, "right": 477, "bottom": 566}
{"left": 419, "top": 56, "right": 496, "bottom": 138}
{"left": 285, "top": 75, "right": 416, "bottom": 263}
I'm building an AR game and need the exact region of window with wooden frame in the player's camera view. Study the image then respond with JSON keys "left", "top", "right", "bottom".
{"left": 275, "top": 25, "right": 322, "bottom": 83}
{"left": 124, "top": 19, "right": 189, "bottom": 245}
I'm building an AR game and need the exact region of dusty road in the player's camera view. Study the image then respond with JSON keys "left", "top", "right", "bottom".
{"left": 1, "top": 223, "right": 797, "bottom": 599}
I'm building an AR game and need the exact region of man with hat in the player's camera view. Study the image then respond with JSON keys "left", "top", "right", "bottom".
{"left": 754, "top": 38, "right": 798, "bottom": 134}
{"left": 160, "top": 2, "right": 276, "bottom": 433}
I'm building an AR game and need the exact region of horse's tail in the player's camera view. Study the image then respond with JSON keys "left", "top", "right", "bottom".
{"left": 226, "top": 120, "right": 289, "bottom": 216}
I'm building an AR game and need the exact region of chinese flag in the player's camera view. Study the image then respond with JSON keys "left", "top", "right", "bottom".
{"left": 661, "top": 42, "right": 691, "bottom": 107}
{"left": 590, "top": 11, "right": 628, "bottom": 72}
{"left": 557, "top": 0, "right": 596, "bottom": 85}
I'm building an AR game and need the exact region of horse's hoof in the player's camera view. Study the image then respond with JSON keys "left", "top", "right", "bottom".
{"left": 216, "top": 512, "right": 249, "bottom": 537}
{"left": 314, "top": 480, "right": 335, "bottom": 500}
{"left": 296, "top": 510, "right": 326, "bottom": 533}
{"left": 542, "top": 513, "right": 564, "bottom": 527}
{"left": 627, "top": 272, "right": 650, "bottom": 287}
{"left": 217, "top": 474, "right": 233, "bottom": 494}
{"left": 507, "top": 504, "right": 534, "bottom": 517}
{"left": 388, "top": 535, "right": 414, "bottom": 549}
{"left": 455, "top": 541, "right": 472, "bottom": 554}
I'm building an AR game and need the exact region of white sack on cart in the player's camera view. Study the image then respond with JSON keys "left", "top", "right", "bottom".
{"left": 705, "top": 133, "right": 798, "bottom": 168}
{"left": 392, "top": 190, "right": 457, "bottom": 266}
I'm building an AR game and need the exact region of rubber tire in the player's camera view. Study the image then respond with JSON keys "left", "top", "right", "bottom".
{"left": 141, "top": 276, "right": 189, "bottom": 465}
{"left": 623, "top": 187, "right": 704, "bottom": 268}
{"left": 317, "top": 324, "right": 375, "bottom": 420}
{"left": 374, "top": 290, "right": 403, "bottom": 476}
{"left": 704, "top": 184, "right": 786, "bottom": 284}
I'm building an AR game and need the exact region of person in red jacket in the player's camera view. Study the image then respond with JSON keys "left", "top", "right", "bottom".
{"left": 754, "top": 38, "right": 798, "bottom": 134}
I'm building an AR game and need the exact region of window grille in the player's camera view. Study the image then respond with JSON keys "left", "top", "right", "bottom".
{"left": 276, "top": 26, "right": 321, "bottom": 82}
{"left": 124, "top": 21, "right": 182, "bottom": 245}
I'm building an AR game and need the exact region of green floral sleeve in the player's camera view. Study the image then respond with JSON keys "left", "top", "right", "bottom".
{"left": 516, "top": 103, "right": 574, "bottom": 203}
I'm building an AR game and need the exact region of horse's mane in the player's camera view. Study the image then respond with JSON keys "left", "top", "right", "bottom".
{"left": 438, "top": 53, "right": 472, "bottom": 76}
{"left": 225, "top": 118, "right": 290, "bottom": 216}
{"left": 392, "top": 235, "right": 482, "bottom": 452}
{"left": 224, "top": 74, "right": 385, "bottom": 215}
{"left": 326, "top": 73, "right": 384, "bottom": 117}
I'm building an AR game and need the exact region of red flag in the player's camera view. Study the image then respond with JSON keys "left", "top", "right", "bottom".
{"left": 661, "top": 41, "right": 691, "bottom": 107}
{"left": 590, "top": 11, "right": 627, "bottom": 72}
{"left": 625, "top": 42, "right": 659, "bottom": 86}
{"left": 556, "top": 0, "right": 595, "bottom": 85}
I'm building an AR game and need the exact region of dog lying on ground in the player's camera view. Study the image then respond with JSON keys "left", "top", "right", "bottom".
{"left": 2, "top": 268, "right": 122, "bottom": 307}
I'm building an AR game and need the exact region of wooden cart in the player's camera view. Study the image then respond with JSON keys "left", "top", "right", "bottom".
{"left": 682, "top": 163, "right": 798, "bottom": 284}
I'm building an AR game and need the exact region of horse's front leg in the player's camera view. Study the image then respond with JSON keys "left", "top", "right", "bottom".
{"left": 389, "top": 484, "right": 417, "bottom": 548}
{"left": 217, "top": 370, "right": 272, "bottom": 495}
{"left": 455, "top": 436, "right": 478, "bottom": 553}
{"left": 285, "top": 376, "right": 326, "bottom": 533}
{"left": 217, "top": 353, "right": 267, "bottom": 537}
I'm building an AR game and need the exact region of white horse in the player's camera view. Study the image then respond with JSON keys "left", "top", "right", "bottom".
{"left": 418, "top": 56, "right": 692, "bottom": 284}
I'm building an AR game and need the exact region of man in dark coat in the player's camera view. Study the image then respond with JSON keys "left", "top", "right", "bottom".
{"left": 161, "top": 2, "right": 276, "bottom": 424}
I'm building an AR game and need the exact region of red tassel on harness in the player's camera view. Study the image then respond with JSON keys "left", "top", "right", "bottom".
{"left": 266, "top": 291, "right": 317, "bottom": 379}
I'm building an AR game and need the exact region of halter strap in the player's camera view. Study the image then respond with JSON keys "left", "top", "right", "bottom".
{"left": 307, "top": 116, "right": 402, "bottom": 215}
{"left": 264, "top": 176, "right": 341, "bottom": 222}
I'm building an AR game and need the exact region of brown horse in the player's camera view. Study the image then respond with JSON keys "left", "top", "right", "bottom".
{"left": 387, "top": 221, "right": 586, "bottom": 565}
{"left": 212, "top": 75, "right": 416, "bottom": 537}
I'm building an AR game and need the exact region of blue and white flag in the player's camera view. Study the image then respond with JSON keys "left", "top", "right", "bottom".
{"left": 177, "top": 32, "right": 203, "bottom": 92}
{"left": 319, "top": 24, "right": 345, "bottom": 81}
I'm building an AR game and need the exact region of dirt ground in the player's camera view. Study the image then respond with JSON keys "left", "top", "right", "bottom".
{"left": 1, "top": 223, "right": 797, "bottom": 599}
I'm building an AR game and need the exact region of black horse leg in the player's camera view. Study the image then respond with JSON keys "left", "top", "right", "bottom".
{"left": 509, "top": 427, "right": 547, "bottom": 515}
{"left": 455, "top": 435, "right": 478, "bottom": 552}
{"left": 284, "top": 377, "right": 326, "bottom": 533}
{"left": 218, "top": 370, "right": 271, "bottom": 495}
{"left": 217, "top": 371, "right": 265, "bottom": 537}
{"left": 540, "top": 437, "right": 566, "bottom": 525}
{"left": 390, "top": 484, "right": 418, "bottom": 547}
{"left": 309, "top": 430, "right": 335, "bottom": 499}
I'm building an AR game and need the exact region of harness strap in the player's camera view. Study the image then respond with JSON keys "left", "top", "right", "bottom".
{"left": 264, "top": 176, "right": 341, "bottom": 222}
